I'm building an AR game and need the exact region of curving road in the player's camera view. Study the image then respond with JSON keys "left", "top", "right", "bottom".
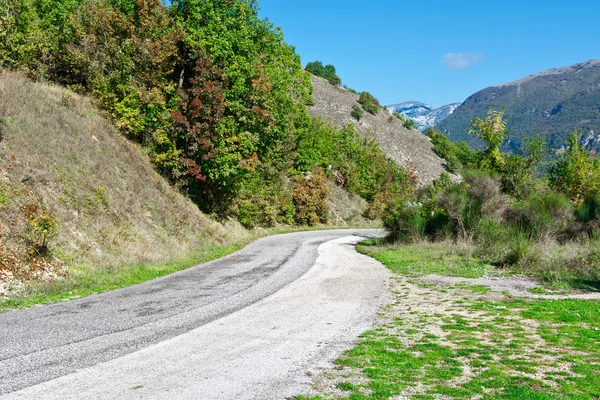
{"left": 0, "top": 229, "right": 390, "bottom": 399}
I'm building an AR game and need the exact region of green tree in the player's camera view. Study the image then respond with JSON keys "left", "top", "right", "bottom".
{"left": 549, "top": 131, "right": 600, "bottom": 205}
{"left": 469, "top": 108, "right": 507, "bottom": 171}
{"left": 306, "top": 60, "right": 340, "bottom": 85}
{"left": 305, "top": 60, "right": 324, "bottom": 76}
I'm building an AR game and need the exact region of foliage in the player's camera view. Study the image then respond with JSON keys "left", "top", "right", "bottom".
{"left": 295, "top": 120, "right": 412, "bottom": 204}
{"left": 358, "top": 91, "right": 381, "bottom": 115}
{"left": 500, "top": 136, "right": 546, "bottom": 199}
{"left": 468, "top": 108, "right": 507, "bottom": 171}
{"left": 21, "top": 203, "right": 59, "bottom": 252}
{"left": 292, "top": 166, "right": 329, "bottom": 225}
{"left": 343, "top": 84, "right": 357, "bottom": 94}
{"left": 351, "top": 104, "right": 363, "bottom": 121}
{"left": 0, "top": 0, "right": 411, "bottom": 227}
{"left": 305, "top": 60, "right": 341, "bottom": 85}
{"left": 549, "top": 130, "right": 600, "bottom": 205}
{"left": 402, "top": 118, "right": 416, "bottom": 130}
{"left": 425, "top": 128, "right": 480, "bottom": 173}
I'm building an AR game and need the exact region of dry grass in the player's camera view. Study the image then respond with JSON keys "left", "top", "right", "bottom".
{"left": 0, "top": 71, "right": 247, "bottom": 295}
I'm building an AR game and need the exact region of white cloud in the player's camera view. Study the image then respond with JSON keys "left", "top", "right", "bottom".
{"left": 442, "top": 52, "right": 485, "bottom": 70}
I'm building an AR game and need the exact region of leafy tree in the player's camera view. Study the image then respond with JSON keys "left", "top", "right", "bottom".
{"left": 549, "top": 130, "right": 600, "bottom": 205}
{"left": 305, "top": 60, "right": 341, "bottom": 85}
{"left": 501, "top": 136, "right": 546, "bottom": 199}
{"left": 305, "top": 60, "right": 324, "bottom": 76}
{"left": 469, "top": 108, "right": 507, "bottom": 171}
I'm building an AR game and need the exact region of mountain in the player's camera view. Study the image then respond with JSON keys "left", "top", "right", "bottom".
{"left": 309, "top": 77, "right": 451, "bottom": 187}
{"left": 387, "top": 102, "right": 461, "bottom": 131}
{"left": 435, "top": 59, "right": 600, "bottom": 151}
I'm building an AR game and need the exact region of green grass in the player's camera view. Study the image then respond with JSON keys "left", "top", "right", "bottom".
{"left": 0, "top": 244, "right": 241, "bottom": 312}
{"left": 356, "top": 240, "right": 496, "bottom": 278}
{"left": 301, "top": 242, "right": 600, "bottom": 400}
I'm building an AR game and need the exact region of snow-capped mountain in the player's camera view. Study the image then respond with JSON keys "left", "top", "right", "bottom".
{"left": 386, "top": 101, "right": 461, "bottom": 131}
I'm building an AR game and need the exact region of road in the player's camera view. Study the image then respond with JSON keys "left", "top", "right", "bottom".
{"left": 0, "top": 229, "right": 390, "bottom": 399}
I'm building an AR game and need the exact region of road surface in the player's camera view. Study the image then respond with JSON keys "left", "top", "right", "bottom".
{"left": 1, "top": 229, "right": 390, "bottom": 399}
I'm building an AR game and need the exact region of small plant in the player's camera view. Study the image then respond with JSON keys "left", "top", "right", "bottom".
{"left": 403, "top": 118, "right": 416, "bottom": 130}
{"left": 358, "top": 91, "right": 381, "bottom": 115}
{"left": 394, "top": 112, "right": 405, "bottom": 121}
{"left": 351, "top": 104, "right": 363, "bottom": 121}
{"left": 343, "top": 85, "right": 357, "bottom": 94}
{"left": 22, "top": 204, "right": 59, "bottom": 253}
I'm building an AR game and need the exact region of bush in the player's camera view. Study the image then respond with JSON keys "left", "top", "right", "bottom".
{"left": 474, "top": 219, "right": 530, "bottom": 266}
{"left": 384, "top": 201, "right": 426, "bottom": 242}
{"left": 306, "top": 60, "right": 341, "bottom": 85}
{"left": 403, "top": 119, "right": 416, "bottom": 130}
{"left": 351, "top": 104, "right": 363, "bottom": 121}
{"left": 292, "top": 166, "right": 330, "bottom": 225}
{"left": 358, "top": 91, "right": 380, "bottom": 115}
{"left": 505, "top": 190, "right": 573, "bottom": 240}
{"left": 425, "top": 129, "right": 481, "bottom": 173}
{"left": 549, "top": 130, "right": 600, "bottom": 205}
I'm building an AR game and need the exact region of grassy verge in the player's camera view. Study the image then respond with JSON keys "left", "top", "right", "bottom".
{"left": 298, "top": 241, "right": 600, "bottom": 400}
{"left": 0, "top": 244, "right": 242, "bottom": 312}
{"left": 356, "top": 240, "right": 498, "bottom": 279}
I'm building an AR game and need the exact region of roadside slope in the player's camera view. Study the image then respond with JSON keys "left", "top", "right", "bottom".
{"left": 0, "top": 71, "right": 242, "bottom": 295}
{"left": 308, "top": 75, "right": 449, "bottom": 186}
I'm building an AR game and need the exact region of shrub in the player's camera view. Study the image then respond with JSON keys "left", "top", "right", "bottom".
{"left": 505, "top": 190, "right": 573, "bottom": 240}
{"left": 474, "top": 219, "right": 530, "bottom": 266}
{"left": 22, "top": 204, "right": 59, "bottom": 253}
{"left": 403, "top": 118, "right": 416, "bottom": 130}
{"left": 426, "top": 129, "right": 481, "bottom": 173}
{"left": 306, "top": 60, "right": 341, "bottom": 85}
{"left": 351, "top": 105, "right": 363, "bottom": 121}
{"left": 468, "top": 108, "right": 507, "bottom": 172}
{"left": 343, "top": 85, "right": 357, "bottom": 94}
{"left": 549, "top": 130, "right": 600, "bottom": 205}
{"left": 292, "top": 166, "right": 330, "bottom": 225}
{"left": 358, "top": 91, "right": 380, "bottom": 115}
{"left": 384, "top": 200, "right": 426, "bottom": 242}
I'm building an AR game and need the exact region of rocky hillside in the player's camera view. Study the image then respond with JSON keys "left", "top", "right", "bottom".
{"left": 308, "top": 76, "right": 449, "bottom": 186}
{"left": 386, "top": 101, "right": 461, "bottom": 131}
{"left": 436, "top": 59, "right": 600, "bottom": 151}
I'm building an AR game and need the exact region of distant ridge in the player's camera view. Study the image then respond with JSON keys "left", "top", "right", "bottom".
{"left": 436, "top": 59, "right": 600, "bottom": 151}
{"left": 386, "top": 101, "right": 461, "bottom": 131}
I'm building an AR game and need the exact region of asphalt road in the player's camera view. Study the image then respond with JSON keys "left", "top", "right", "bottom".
{"left": 1, "top": 229, "right": 389, "bottom": 398}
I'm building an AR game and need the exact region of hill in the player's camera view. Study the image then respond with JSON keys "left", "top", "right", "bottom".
{"left": 308, "top": 76, "right": 449, "bottom": 186}
{"left": 0, "top": 72, "right": 378, "bottom": 299}
{"left": 386, "top": 101, "right": 461, "bottom": 131}
{"left": 436, "top": 60, "right": 600, "bottom": 151}
{"left": 0, "top": 72, "right": 247, "bottom": 295}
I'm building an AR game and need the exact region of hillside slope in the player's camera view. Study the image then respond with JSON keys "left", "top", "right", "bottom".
{"left": 308, "top": 76, "right": 449, "bottom": 186}
{"left": 436, "top": 59, "right": 600, "bottom": 151}
{"left": 0, "top": 72, "right": 243, "bottom": 292}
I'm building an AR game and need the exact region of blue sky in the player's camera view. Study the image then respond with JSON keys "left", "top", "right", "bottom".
{"left": 257, "top": 0, "right": 600, "bottom": 108}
